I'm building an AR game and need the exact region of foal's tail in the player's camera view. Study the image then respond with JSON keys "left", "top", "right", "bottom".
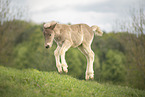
{"left": 91, "top": 25, "right": 103, "bottom": 36}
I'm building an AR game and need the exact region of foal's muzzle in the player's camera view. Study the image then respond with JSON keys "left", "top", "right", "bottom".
{"left": 45, "top": 43, "right": 51, "bottom": 49}
{"left": 45, "top": 45, "right": 50, "bottom": 48}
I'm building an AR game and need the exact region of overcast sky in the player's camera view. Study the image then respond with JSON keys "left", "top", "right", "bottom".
{"left": 12, "top": 0, "right": 144, "bottom": 32}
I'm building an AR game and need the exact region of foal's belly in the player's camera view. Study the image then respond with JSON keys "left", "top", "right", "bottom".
{"left": 71, "top": 32, "right": 83, "bottom": 48}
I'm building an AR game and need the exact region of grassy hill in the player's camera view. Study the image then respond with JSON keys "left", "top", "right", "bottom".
{"left": 0, "top": 66, "right": 145, "bottom": 97}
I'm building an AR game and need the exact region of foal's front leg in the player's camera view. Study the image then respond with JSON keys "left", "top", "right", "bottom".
{"left": 59, "top": 40, "right": 72, "bottom": 73}
{"left": 54, "top": 46, "right": 62, "bottom": 73}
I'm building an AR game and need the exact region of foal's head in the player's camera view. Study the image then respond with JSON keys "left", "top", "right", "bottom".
{"left": 43, "top": 21, "right": 57, "bottom": 48}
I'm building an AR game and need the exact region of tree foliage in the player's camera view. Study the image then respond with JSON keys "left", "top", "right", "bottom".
{"left": 115, "top": 5, "right": 145, "bottom": 89}
{"left": 101, "top": 50, "right": 126, "bottom": 82}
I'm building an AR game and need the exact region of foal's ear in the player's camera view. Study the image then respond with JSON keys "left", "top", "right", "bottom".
{"left": 43, "top": 21, "right": 57, "bottom": 30}
{"left": 43, "top": 23, "right": 50, "bottom": 29}
{"left": 49, "top": 21, "right": 57, "bottom": 30}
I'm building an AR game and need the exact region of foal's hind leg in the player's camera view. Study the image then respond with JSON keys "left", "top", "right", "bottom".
{"left": 78, "top": 45, "right": 94, "bottom": 80}
{"left": 85, "top": 46, "right": 94, "bottom": 80}
{"left": 60, "top": 40, "right": 72, "bottom": 73}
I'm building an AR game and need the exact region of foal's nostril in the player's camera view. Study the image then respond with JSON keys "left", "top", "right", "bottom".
{"left": 45, "top": 45, "right": 50, "bottom": 48}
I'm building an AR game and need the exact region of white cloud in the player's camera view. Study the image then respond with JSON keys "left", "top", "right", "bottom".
{"left": 26, "top": 0, "right": 109, "bottom": 13}
{"left": 11, "top": 0, "right": 144, "bottom": 32}
{"left": 31, "top": 7, "right": 116, "bottom": 32}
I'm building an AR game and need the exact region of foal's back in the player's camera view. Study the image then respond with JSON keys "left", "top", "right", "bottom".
{"left": 70, "top": 24, "right": 94, "bottom": 47}
{"left": 55, "top": 24, "right": 95, "bottom": 47}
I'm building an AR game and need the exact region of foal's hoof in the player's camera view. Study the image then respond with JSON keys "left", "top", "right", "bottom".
{"left": 85, "top": 75, "right": 89, "bottom": 81}
{"left": 85, "top": 77, "right": 94, "bottom": 81}
{"left": 64, "top": 69, "right": 68, "bottom": 73}
{"left": 62, "top": 65, "right": 68, "bottom": 73}
{"left": 58, "top": 71, "right": 63, "bottom": 74}
{"left": 63, "top": 67, "right": 68, "bottom": 73}
{"left": 58, "top": 68, "right": 63, "bottom": 74}
{"left": 85, "top": 72, "right": 94, "bottom": 80}
{"left": 90, "top": 77, "right": 94, "bottom": 80}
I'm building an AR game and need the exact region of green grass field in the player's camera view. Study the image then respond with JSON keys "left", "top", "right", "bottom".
{"left": 0, "top": 66, "right": 145, "bottom": 97}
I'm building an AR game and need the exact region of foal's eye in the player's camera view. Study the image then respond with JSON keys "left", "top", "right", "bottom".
{"left": 46, "top": 33, "right": 51, "bottom": 36}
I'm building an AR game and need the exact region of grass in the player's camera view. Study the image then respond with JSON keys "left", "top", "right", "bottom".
{"left": 0, "top": 66, "right": 145, "bottom": 97}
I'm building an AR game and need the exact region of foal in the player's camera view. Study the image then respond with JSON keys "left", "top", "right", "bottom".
{"left": 43, "top": 21, "right": 103, "bottom": 80}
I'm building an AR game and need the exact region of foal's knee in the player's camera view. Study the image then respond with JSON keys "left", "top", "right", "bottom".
{"left": 59, "top": 48, "right": 65, "bottom": 55}
{"left": 54, "top": 49, "right": 59, "bottom": 56}
{"left": 88, "top": 51, "right": 94, "bottom": 60}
